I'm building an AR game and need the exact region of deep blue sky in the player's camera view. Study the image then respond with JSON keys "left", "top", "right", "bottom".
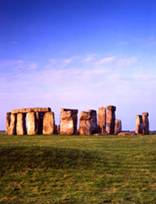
{"left": 1, "top": 0, "right": 156, "bottom": 130}
{"left": 1, "top": 0, "right": 156, "bottom": 60}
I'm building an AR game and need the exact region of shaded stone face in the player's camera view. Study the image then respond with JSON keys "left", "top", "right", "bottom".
{"left": 6, "top": 113, "right": 17, "bottom": 135}
{"left": 54, "top": 124, "right": 59, "bottom": 134}
{"left": 35, "top": 112, "right": 44, "bottom": 134}
{"left": 79, "top": 110, "right": 98, "bottom": 135}
{"left": 114, "top": 119, "right": 122, "bottom": 135}
{"left": 60, "top": 109, "right": 78, "bottom": 135}
{"left": 43, "top": 112, "right": 55, "bottom": 135}
{"left": 90, "top": 110, "right": 98, "bottom": 134}
{"left": 98, "top": 107, "right": 106, "bottom": 134}
{"left": 142, "top": 112, "right": 149, "bottom": 135}
{"left": 135, "top": 115, "right": 143, "bottom": 134}
{"left": 16, "top": 113, "right": 26, "bottom": 135}
{"left": 26, "top": 112, "right": 37, "bottom": 135}
{"left": 106, "top": 106, "right": 116, "bottom": 134}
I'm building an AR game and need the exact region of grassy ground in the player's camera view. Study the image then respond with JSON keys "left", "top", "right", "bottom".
{"left": 0, "top": 134, "right": 156, "bottom": 203}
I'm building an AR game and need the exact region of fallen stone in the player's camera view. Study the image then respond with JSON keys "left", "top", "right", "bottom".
{"left": 118, "top": 131, "right": 136, "bottom": 136}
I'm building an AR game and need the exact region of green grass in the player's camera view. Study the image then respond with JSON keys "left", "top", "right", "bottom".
{"left": 0, "top": 134, "right": 156, "bottom": 204}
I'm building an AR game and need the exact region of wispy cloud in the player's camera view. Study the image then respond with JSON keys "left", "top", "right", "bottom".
{"left": 0, "top": 59, "right": 38, "bottom": 73}
{"left": 116, "top": 56, "right": 137, "bottom": 66}
{"left": 43, "top": 55, "right": 138, "bottom": 70}
{"left": 94, "top": 56, "right": 115, "bottom": 65}
{"left": 0, "top": 54, "right": 156, "bottom": 130}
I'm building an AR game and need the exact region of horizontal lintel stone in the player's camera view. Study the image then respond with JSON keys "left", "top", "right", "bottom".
{"left": 11, "top": 107, "right": 51, "bottom": 113}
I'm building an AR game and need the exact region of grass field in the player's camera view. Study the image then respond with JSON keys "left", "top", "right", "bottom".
{"left": 0, "top": 134, "right": 156, "bottom": 204}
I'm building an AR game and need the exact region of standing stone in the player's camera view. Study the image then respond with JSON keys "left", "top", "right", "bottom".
{"left": 16, "top": 113, "right": 26, "bottom": 135}
{"left": 90, "top": 110, "right": 98, "bottom": 134}
{"left": 98, "top": 107, "right": 106, "bottom": 134}
{"left": 142, "top": 112, "right": 149, "bottom": 135}
{"left": 114, "top": 119, "right": 122, "bottom": 135}
{"left": 135, "top": 115, "right": 143, "bottom": 134}
{"left": 106, "top": 106, "right": 116, "bottom": 134}
{"left": 43, "top": 112, "right": 55, "bottom": 135}
{"left": 26, "top": 112, "right": 37, "bottom": 135}
{"left": 79, "top": 110, "right": 98, "bottom": 135}
{"left": 6, "top": 112, "right": 17, "bottom": 135}
{"left": 60, "top": 109, "right": 78, "bottom": 135}
{"left": 6, "top": 112, "right": 11, "bottom": 134}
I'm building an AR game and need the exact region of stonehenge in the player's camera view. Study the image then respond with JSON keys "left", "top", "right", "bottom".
{"left": 43, "top": 112, "right": 55, "bottom": 135}
{"left": 106, "top": 106, "right": 116, "bottom": 134}
{"left": 97, "top": 106, "right": 122, "bottom": 135}
{"left": 135, "top": 115, "right": 143, "bottom": 134}
{"left": 6, "top": 107, "right": 55, "bottom": 136}
{"left": 142, "top": 112, "right": 149, "bottom": 135}
{"left": 16, "top": 113, "right": 26, "bottom": 135}
{"left": 97, "top": 107, "right": 106, "bottom": 134}
{"left": 79, "top": 110, "right": 98, "bottom": 135}
{"left": 6, "top": 112, "right": 16, "bottom": 135}
{"left": 26, "top": 112, "right": 37, "bottom": 135}
{"left": 60, "top": 109, "right": 78, "bottom": 135}
{"left": 5, "top": 106, "right": 150, "bottom": 136}
{"left": 135, "top": 112, "right": 149, "bottom": 135}
{"left": 114, "top": 119, "right": 122, "bottom": 135}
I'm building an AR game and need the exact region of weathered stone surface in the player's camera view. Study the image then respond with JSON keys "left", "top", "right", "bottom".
{"left": 60, "top": 108, "right": 78, "bottom": 135}
{"left": 43, "top": 112, "right": 55, "bottom": 135}
{"left": 79, "top": 111, "right": 91, "bottom": 135}
{"left": 26, "top": 112, "right": 37, "bottom": 135}
{"left": 106, "top": 106, "right": 116, "bottom": 134}
{"left": 98, "top": 107, "right": 106, "bottom": 134}
{"left": 135, "top": 115, "right": 143, "bottom": 134}
{"left": 79, "top": 110, "right": 98, "bottom": 135}
{"left": 16, "top": 113, "right": 26, "bottom": 135}
{"left": 114, "top": 119, "right": 122, "bottom": 135}
{"left": 11, "top": 107, "right": 51, "bottom": 113}
{"left": 142, "top": 112, "right": 149, "bottom": 135}
{"left": 6, "top": 112, "right": 16, "bottom": 135}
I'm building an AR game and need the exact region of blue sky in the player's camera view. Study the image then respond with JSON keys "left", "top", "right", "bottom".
{"left": 1, "top": 0, "right": 156, "bottom": 130}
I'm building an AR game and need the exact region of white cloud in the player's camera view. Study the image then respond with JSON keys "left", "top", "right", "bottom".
{"left": 63, "top": 58, "right": 74, "bottom": 64}
{"left": 1, "top": 54, "right": 156, "bottom": 130}
{"left": 81, "top": 55, "right": 137, "bottom": 67}
{"left": 117, "top": 56, "right": 138, "bottom": 66}
{"left": 0, "top": 59, "right": 37, "bottom": 72}
{"left": 95, "top": 56, "right": 115, "bottom": 65}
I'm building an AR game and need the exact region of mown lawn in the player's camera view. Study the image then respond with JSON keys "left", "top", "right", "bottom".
{"left": 0, "top": 134, "right": 156, "bottom": 204}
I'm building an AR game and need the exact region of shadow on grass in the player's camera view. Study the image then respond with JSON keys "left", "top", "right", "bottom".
{"left": 0, "top": 147, "right": 107, "bottom": 173}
